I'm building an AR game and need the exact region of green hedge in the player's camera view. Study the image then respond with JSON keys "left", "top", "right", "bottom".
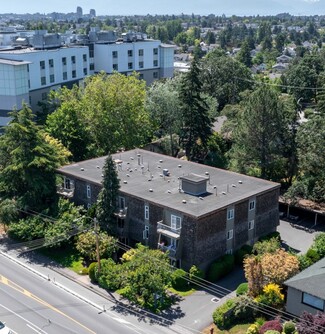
{"left": 236, "top": 282, "right": 248, "bottom": 296}
{"left": 207, "top": 254, "right": 235, "bottom": 282}
{"left": 88, "top": 262, "right": 97, "bottom": 282}
{"left": 234, "top": 245, "right": 253, "bottom": 264}
{"left": 212, "top": 298, "right": 236, "bottom": 329}
{"left": 171, "top": 269, "right": 189, "bottom": 290}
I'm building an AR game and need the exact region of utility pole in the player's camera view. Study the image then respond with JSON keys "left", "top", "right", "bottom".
{"left": 94, "top": 218, "right": 101, "bottom": 274}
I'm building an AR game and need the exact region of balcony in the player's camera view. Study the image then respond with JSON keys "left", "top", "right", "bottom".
{"left": 158, "top": 242, "right": 177, "bottom": 258}
{"left": 57, "top": 186, "right": 74, "bottom": 198}
{"left": 114, "top": 207, "right": 128, "bottom": 219}
{"left": 157, "top": 221, "right": 181, "bottom": 239}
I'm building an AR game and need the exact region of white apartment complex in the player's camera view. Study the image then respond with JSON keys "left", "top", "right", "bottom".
{"left": 0, "top": 30, "right": 175, "bottom": 128}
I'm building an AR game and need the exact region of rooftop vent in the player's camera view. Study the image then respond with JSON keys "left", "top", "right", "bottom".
{"left": 232, "top": 184, "right": 236, "bottom": 187}
{"left": 80, "top": 168, "right": 84, "bottom": 171}
{"left": 159, "top": 159, "right": 163, "bottom": 163}
{"left": 96, "top": 166, "right": 100, "bottom": 169}
{"left": 182, "top": 199, "right": 187, "bottom": 204}
{"left": 123, "top": 180, "right": 127, "bottom": 184}
{"left": 163, "top": 169, "right": 170, "bottom": 176}
{"left": 238, "top": 180, "right": 243, "bottom": 184}
{"left": 178, "top": 164, "right": 182, "bottom": 168}
{"left": 222, "top": 191, "right": 226, "bottom": 195}
{"left": 149, "top": 188, "right": 153, "bottom": 192}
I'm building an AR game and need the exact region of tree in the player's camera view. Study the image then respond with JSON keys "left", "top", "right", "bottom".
{"left": 96, "top": 155, "right": 120, "bottom": 232}
{"left": 200, "top": 52, "right": 253, "bottom": 110}
{"left": 0, "top": 199, "right": 18, "bottom": 231}
{"left": 229, "top": 86, "right": 289, "bottom": 181}
{"left": 237, "top": 41, "right": 252, "bottom": 68}
{"left": 243, "top": 256, "right": 264, "bottom": 297}
{"left": 0, "top": 105, "right": 69, "bottom": 213}
{"left": 75, "top": 230, "right": 117, "bottom": 262}
{"left": 46, "top": 88, "right": 91, "bottom": 161}
{"left": 252, "top": 237, "right": 281, "bottom": 255}
{"left": 178, "top": 57, "right": 212, "bottom": 160}
{"left": 146, "top": 78, "right": 182, "bottom": 156}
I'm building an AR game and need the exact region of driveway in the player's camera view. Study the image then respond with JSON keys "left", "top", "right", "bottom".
{"left": 277, "top": 219, "right": 320, "bottom": 254}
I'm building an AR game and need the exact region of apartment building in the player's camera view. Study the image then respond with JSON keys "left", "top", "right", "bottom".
{"left": 57, "top": 149, "right": 280, "bottom": 271}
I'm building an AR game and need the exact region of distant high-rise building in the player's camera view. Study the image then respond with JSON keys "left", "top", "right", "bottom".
{"left": 76, "top": 6, "right": 83, "bottom": 19}
{"left": 90, "top": 9, "right": 96, "bottom": 18}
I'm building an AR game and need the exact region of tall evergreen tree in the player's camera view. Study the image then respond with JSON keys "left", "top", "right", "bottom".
{"left": 96, "top": 155, "right": 120, "bottom": 232}
{"left": 237, "top": 40, "right": 252, "bottom": 68}
{"left": 0, "top": 104, "right": 68, "bottom": 212}
{"left": 178, "top": 57, "right": 212, "bottom": 161}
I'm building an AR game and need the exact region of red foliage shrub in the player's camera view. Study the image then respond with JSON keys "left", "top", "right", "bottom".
{"left": 259, "top": 319, "right": 283, "bottom": 334}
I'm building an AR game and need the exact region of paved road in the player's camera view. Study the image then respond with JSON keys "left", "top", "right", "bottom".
{"left": 0, "top": 249, "right": 195, "bottom": 334}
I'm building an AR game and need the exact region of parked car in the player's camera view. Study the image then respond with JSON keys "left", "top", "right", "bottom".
{"left": 0, "top": 321, "right": 14, "bottom": 334}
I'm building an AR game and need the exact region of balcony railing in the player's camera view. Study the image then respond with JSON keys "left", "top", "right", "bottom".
{"left": 157, "top": 221, "right": 181, "bottom": 238}
{"left": 57, "top": 186, "right": 74, "bottom": 198}
{"left": 114, "top": 207, "right": 128, "bottom": 219}
{"left": 157, "top": 243, "right": 177, "bottom": 258}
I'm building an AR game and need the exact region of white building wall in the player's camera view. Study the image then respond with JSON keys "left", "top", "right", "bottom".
{"left": 94, "top": 40, "right": 161, "bottom": 74}
{"left": 0, "top": 46, "right": 89, "bottom": 91}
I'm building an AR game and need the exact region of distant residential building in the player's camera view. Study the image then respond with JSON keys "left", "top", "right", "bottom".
{"left": 57, "top": 149, "right": 280, "bottom": 270}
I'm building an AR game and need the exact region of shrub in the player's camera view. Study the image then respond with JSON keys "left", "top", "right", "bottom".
{"left": 171, "top": 269, "right": 189, "bottom": 290}
{"left": 236, "top": 282, "right": 249, "bottom": 296}
{"left": 283, "top": 321, "right": 296, "bottom": 334}
{"left": 80, "top": 267, "right": 89, "bottom": 275}
{"left": 235, "top": 245, "right": 253, "bottom": 264}
{"left": 189, "top": 265, "right": 205, "bottom": 286}
{"left": 212, "top": 298, "right": 236, "bottom": 329}
{"left": 259, "top": 319, "right": 282, "bottom": 334}
{"left": 233, "top": 294, "right": 256, "bottom": 322}
{"left": 306, "top": 248, "right": 321, "bottom": 263}
{"left": 246, "top": 324, "right": 259, "bottom": 334}
{"left": 312, "top": 233, "right": 325, "bottom": 258}
{"left": 207, "top": 254, "right": 235, "bottom": 282}
{"left": 298, "top": 254, "right": 313, "bottom": 270}
{"left": 88, "top": 262, "right": 97, "bottom": 282}
{"left": 255, "top": 283, "right": 284, "bottom": 308}
{"left": 258, "top": 231, "right": 280, "bottom": 242}
{"left": 255, "top": 317, "right": 266, "bottom": 327}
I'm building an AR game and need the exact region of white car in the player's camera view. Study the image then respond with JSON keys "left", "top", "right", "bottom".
{"left": 0, "top": 321, "right": 14, "bottom": 334}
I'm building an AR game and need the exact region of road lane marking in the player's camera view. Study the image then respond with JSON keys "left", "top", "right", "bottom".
{"left": 0, "top": 275, "right": 96, "bottom": 334}
{"left": 0, "top": 303, "right": 48, "bottom": 334}
{"left": 26, "top": 323, "right": 48, "bottom": 333}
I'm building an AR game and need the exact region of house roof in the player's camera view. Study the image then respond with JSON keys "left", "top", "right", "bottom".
{"left": 285, "top": 257, "right": 325, "bottom": 300}
{"left": 58, "top": 149, "right": 279, "bottom": 219}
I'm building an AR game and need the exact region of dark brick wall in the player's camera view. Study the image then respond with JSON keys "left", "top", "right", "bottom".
{"left": 255, "top": 189, "right": 280, "bottom": 237}
{"left": 234, "top": 200, "right": 249, "bottom": 248}
{"left": 72, "top": 178, "right": 101, "bottom": 206}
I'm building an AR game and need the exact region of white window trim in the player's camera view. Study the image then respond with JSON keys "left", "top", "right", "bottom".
{"left": 145, "top": 205, "right": 149, "bottom": 220}
{"left": 227, "top": 209, "right": 234, "bottom": 220}
{"left": 171, "top": 215, "right": 181, "bottom": 230}
{"left": 248, "top": 220, "right": 255, "bottom": 230}
{"left": 227, "top": 229, "right": 233, "bottom": 240}
{"left": 225, "top": 249, "right": 233, "bottom": 255}
{"left": 249, "top": 200, "right": 256, "bottom": 211}
{"left": 143, "top": 225, "right": 149, "bottom": 239}
{"left": 86, "top": 185, "right": 91, "bottom": 199}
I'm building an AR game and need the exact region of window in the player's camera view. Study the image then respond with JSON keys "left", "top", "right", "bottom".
{"left": 83, "top": 54, "right": 87, "bottom": 61}
{"left": 27, "top": 64, "right": 29, "bottom": 72}
{"left": 302, "top": 293, "right": 324, "bottom": 310}
{"left": 113, "top": 64, "right": 118, "bottom": 71}
{"left": 153, "top": 60, "right": 158, "bottom": 67}
{"left": 171, "top": 215, "right": 181, "bottom": 230}
{"left": 64, "top": 178, "right": 71, "bottom": 190}
{"left": 112, "top": 51, "right": 118, "bottom": 58}
{"left": 86, "top": 185, "right": 91, "bottom": 199}
{"left": 248, "top": 220, "right": 254, "bottom": 230}
{"left": 139, "top": 61, "right": 144, "bottom": 69}
{"left": 145, "top": 205, "right": 149, "bottom": 220}
{"left": 83, "top": 68, "right": 88, "bottom": 75}
{"left": 90, "top": 63, "right": 95, "bottom": 71}
{"left": 249, "top": 200, "right": 256, "bottom": 211}
{"left": 128, "top": 50, "right": 133, "bottom": 57}
{"left": 71, "top": 56, "right": 76, "bottom": 64}
{"left": 62, "top": 57, "right": 67, "bottom": 66}
{"left": 227, "top": 229, "right": 233, "bottom": 240}
{"left": 40, "top": 61, "right": 45, "bottom": 70}
{"left": 41, "top": 92, "right": 47, "bottom": 101}
{"left": 72, "top": 70, "right": 76, "bottom": 78}
{"left": 225, "top": 249, "right": 233, "bottom": 255}
{"left": 49, "top": 59, "right": 54, "bottom": 68}
{"left": 227, "top": 208, "right": 234, "bottom": 220}
{"left": 41, "top": 76, "right": 46, "bottom": 85}
{"left": 143, "top": 225, "right": 149, "bottom": 239}
{"left": 63, "top": 72, "right": 67, "bottom": 80}
{"left": 119, "top": 197, "right": 125, "bottom": 209}
{"left": 128, "top": 62, "right": 133, "bottom": 70}
{"left": 28, "top": 80, "right": 30, "bottom": 88}
{"left": 50, "top": 74, "right": 55, "bottom": 83}
{"left": 138, "top": 49, "right": 144, "bottom": 56}
{"left": 153, "top": 72, "right": 158, "bottom": 79}
{"left": 153, "top": 48, "right": 158, "bottom": 55}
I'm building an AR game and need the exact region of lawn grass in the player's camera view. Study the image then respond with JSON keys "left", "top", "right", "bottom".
{"left": 40, "top": 245, "right": 84, "bottom": 274}
{"left": 202, "top": 323, "right": 251, "bottom": 334}
{"left": 168, "top": 286, "right": 196, "bottom": 297}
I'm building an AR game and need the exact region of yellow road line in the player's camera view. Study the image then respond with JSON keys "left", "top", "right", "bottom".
{"left": 0, "top": 274, "right": 96, "bottom": 334}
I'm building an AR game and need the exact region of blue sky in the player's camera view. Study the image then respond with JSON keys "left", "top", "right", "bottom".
{"left": 1, "top": 0, "right": 324, "bottom": 16}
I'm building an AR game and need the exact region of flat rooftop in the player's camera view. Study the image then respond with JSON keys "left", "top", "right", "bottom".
{"left": 0, "top": 57, "right": 30, "bottom": 65}
{"left": 58, "top": 149, "right": 280, "bottom": 218}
